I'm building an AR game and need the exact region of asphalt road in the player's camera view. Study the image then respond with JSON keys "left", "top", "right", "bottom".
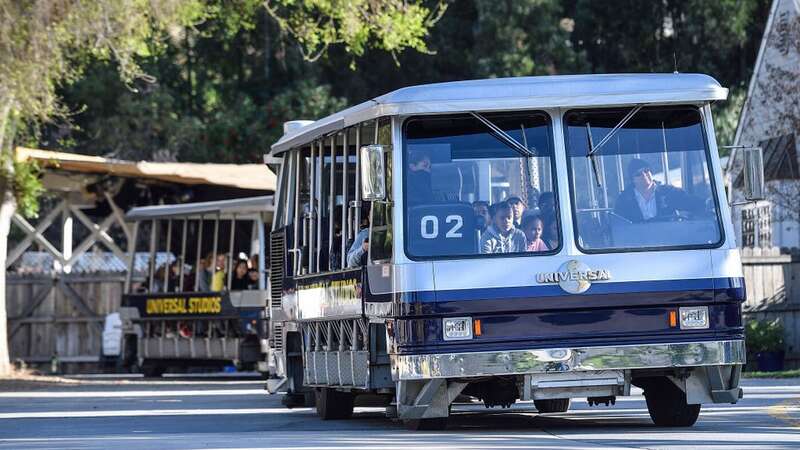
{"left": 0, "top": 376, "right": 798, "bottom": 449}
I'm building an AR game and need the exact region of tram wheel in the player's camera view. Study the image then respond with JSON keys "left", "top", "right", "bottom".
{"left": 534, "top": 398, "right": 571, "bottom": 413}
{"left": 315, "top": 388, "right": 354, "bottom": 420}
{"left": 403, "top": 417, "right": 448, "bottom": 431}
{"left": 644, "top": 379, "right": 701, "bottom": 427}
{"left": 141, "top": 363, "right": 166, "bottom": 378}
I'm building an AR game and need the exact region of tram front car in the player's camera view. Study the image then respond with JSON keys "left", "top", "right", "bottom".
{"left": 268, "top": 74, "right": 762, "bottom": 429}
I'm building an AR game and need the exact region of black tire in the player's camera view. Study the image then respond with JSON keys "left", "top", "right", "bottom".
{"left": 315, "top": 388, "right": 354, "bottom": 420}
{"left": 644, "top": 380, "right": 701, "bottom": 427}
{"left": 534, "top": 398, "right": 570, "bottom": 413}
{"left": 404, "top": 417, "right": 448, "bottom": 431}
{"left": 141, "top": 363, "right": 165, "bottom": 378}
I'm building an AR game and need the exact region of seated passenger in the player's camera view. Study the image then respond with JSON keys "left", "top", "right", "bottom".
{"left": 538, "top": 192, "right": 556, "bottom": 218}
{"left": 406, "top": 151, "right": 432, "bottom": 204}
{"left": 522, "top": 215, "right": 548, "bottom": 252}
{"left": 542, "top": 213, "right": 559, "bottom": 250}
{"left": 480, "top": 201, "right": 527, "bottom": 254}
{"left": 231, "top": 259, "right": 250, "bottom": 290}
{"left": 615, "top": 159, "right": 704, "bottom": 223}
{"left": 472, "top": 200, "right": 490, "bottom": 234}
{"left": 347, "top": 209, "right": 371, "bottom": 268}
{"left": 506, "top": 196, "right": 526, "bottom": 227}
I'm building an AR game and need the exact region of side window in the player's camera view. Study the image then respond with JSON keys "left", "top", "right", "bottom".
{"left": 370, "top": 118, "right": 393, "bottom": 263}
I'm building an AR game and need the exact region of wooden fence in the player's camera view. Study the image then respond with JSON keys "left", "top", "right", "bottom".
{"left": 6, "top": 274, "right": 124, "bottom": 373}
{"left": 741, "top": 247, "right": 800, "bottom": 369}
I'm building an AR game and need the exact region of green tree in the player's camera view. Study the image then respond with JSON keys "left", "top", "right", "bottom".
{"left": 0, "top": 0, "right": 443, "bottom": 376}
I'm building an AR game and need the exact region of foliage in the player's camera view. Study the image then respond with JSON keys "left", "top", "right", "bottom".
{"left": 746, "top": 319, "right": 785, "bottom": 353}
{"left": 712, "top": 88, "right": 747, "bottom": 154}
{"left": 10, "top": 160, "right": 45, "bottom": 218}
{"left": 264, "top": 0, "right": 446, "bottom": 63}
{"left": 742, "top": 368, "right": 800, "bottom": 378}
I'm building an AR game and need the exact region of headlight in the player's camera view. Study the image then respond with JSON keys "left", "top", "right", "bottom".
{"left": 443, "top": 317, "right": 473, "bottom": 341}
{"left": 679, "top": 306, "right": 709, "bottom": 330}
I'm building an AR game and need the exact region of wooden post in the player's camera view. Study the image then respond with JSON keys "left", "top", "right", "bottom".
{"left": 0, "top": 190, "right": 16, "bottom": 375}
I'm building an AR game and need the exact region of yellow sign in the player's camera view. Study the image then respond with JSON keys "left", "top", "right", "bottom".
{"left": 146, "top": 296, "right": 223, "bottom": 315}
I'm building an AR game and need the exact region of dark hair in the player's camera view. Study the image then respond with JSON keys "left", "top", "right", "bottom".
{"left": 409, "top": 150, "right": 430, "bottom": 166}
{"left": 491, "top": 201, "right": 512, "bottom": 217}
{"left": 627, "top": 158, "right": 652, "bottom": 183}
{"left": 472, "top": 200, "right": 489, "bottom": 209}
{"left": 521, "top": 214, "right": 544, "bottom": 230}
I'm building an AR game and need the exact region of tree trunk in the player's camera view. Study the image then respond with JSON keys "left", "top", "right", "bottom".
{"left": 0, "top": 188, "right": 15, "bottom": 376}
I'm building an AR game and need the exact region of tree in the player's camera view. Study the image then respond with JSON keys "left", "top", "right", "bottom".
{"left": 0, "top": 0, "right": 443, "bottom": 376}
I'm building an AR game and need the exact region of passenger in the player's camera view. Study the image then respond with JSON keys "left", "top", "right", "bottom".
{"left": 347, "top": 209, "right": 371, "bottom": 268}
{"left": 197, "top": 252, "right": 214, "bottom": 291}
{"left": 472, "top": 200, "right": 490, "bottom": 234}
{"left": 208, "top": 253, "right": 227, "bottom": 292}
{"left": 230, "top": 259, "right": 250, "bottom": 290}
{"left": 614, "top": 158, "right": 704, "bottom": 222}
{"left": 247, "top": 256, "right": 260, "bottom": 289}
{"left": 522, "top": 215, "right": 549, "bottom": 252}
{"left": 506, "top": 196, "right": 526, "bottom": 227}
{"left": 480, "top": 201, "right": 527, "bottom": 254}
{"left": 542, "top": 214, "right": 560, "bottom": 250}
{"left": 538, "top": 192, "right": 556, "bottom": 218}
{"left": 406, "top": 151, "right": 432, "bottom": 204}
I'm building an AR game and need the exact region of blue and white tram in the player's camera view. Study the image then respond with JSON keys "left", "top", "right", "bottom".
{"left": 265, "top": 74, "right": 764, "bottom": 429}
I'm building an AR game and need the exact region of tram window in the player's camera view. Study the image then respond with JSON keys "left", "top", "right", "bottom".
{"left": 403, "top": 111, "right": 559, "bottom": 259}
{"left": 370, "top": 118, "right": 393, "bottom": 263}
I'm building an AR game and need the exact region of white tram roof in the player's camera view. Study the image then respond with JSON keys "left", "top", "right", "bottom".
{"left": 270, "top": 73, "right": 727, "bottom": 155}
{"left": 126, "top": 195, "right": 274, "bottom": 221}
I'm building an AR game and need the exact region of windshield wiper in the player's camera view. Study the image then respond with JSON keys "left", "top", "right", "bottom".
{"left": 469, "top": 111, "right": 535, "bottom": 157}
{"left": 585, "top": 104, "right": 644, "bottom": 188}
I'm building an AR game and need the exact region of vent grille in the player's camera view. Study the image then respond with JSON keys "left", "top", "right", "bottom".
{"left": 269, "top": 230, "right": 285, "bottom": 309}
{"left": 272, "top": 323, "right": 284, "bottom": 351}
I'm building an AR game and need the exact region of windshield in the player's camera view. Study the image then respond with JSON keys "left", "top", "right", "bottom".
{"left": 564, "top": 106, "right": 723, "bottom": 252}
{"left": 403, "top": 111, "right": 560, "bottom": 259}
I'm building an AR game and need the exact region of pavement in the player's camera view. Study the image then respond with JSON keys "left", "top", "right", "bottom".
{"left": 0, "top": 376, "right": 798, "bottom": 449}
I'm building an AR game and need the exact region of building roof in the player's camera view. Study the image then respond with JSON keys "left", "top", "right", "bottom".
{"left": 16, "top": 147, "right": 276, "bottom": 192}
{"left": 12, "top": 251, "right": 175, "bottom": 275}
{"left": 271, "top": 73, "right": 728, "bottom": 155}
{"left": 126, "top": 195, "right": 274, "bottom": 221}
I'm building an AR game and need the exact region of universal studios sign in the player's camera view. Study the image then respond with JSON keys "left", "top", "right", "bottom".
{"left": 536, "top": 260, "right": 612, "bottom": 294}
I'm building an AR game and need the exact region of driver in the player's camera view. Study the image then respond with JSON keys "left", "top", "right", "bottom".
{"left": 614, "top": 158, "right": 704, "bottom": 222}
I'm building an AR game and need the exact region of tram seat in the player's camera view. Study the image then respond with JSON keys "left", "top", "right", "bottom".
{"left": 431, "top": 163, "right": 463, "bottom": 202}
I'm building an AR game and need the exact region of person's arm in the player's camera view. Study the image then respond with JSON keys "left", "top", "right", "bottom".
{"left": 347, "top": 229, "right": 369, "bottom": 268}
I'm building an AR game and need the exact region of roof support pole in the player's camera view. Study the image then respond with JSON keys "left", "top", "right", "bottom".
{"left": 211, "top": 215, "right": 220, "bottom": 291}
{"left": 227, "top": 215, "right": 236, "bottom": 290}
{"left": 164, "top": 219, "right": 172, "bottom": 293}
{"left": 179, "top": 219, "right": 187, "bottom": 292}
{"left": 328, "top": 135, "right": 336, "bottom": 270}
{"left": 341, "top": 130, "right": 349, "bottom": 269}
{"left": 148, "top": 219, "right": 157, "bottom": 292}
{"left": 195, "top": 215, "right": 204, "bottom": 291}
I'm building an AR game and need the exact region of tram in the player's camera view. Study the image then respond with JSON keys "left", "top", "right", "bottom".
{"left": 102, "top": 196, "right": 273, "bottom": 376}
{"left": 264, "top": 74, "right": 764, "bottom": 428}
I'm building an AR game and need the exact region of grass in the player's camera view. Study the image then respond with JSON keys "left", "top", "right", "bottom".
{"left": 742, "top": 369, "right": 800, "bottom": 378}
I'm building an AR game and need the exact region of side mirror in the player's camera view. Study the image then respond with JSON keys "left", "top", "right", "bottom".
{"left": 360, "top": 145, "right": 386, "bottom": 201}
{"left": 743, "top": 146, "right": 766, "bottom": 201}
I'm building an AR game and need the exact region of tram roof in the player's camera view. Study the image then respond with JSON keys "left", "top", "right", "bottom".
{"left": 126, "top": 195, "right": 274, "bottom": 221}
{"left": 270, "top": 73, "right": 727, "bottom": 155}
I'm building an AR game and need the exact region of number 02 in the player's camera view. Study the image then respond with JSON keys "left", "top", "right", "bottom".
{"left": 420, "top": 215, "right": 463, "bottom": 239}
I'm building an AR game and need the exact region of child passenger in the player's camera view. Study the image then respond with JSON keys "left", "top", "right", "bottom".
{"left": 480, "top": 201, "right": 527, "bottom": 254}
{"left": 522, "top": 215, "right": 548, "bottom": 252}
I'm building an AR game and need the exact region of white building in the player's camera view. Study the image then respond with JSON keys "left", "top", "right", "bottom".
{"left": 731, "top": 0, "right": 800, "bottom": 249}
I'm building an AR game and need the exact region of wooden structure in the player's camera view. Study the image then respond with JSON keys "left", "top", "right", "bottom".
{"left": 741, "top": 247, "right": 800, "bottom": 369}
{"left": 6, "top": 148, "right": 275, "bottom": 373}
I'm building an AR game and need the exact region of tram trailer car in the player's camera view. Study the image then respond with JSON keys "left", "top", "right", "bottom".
{"left": 264, "top": 74, "right": 765, "bottom": 429}
{"left": 103, "top": 197, "right": 273, "bottom": 376}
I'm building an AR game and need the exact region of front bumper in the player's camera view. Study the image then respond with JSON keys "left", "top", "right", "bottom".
{"left": 392, "top": 339, "right": 745, "bottom": 381}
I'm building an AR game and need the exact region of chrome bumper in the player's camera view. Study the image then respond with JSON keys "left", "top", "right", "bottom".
{"left": 392, "top": 339, "right": 745, "bottom": 381}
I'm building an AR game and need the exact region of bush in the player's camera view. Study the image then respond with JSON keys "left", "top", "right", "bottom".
{"left": 745, "top": 319, "right": 785, "bottom": 353}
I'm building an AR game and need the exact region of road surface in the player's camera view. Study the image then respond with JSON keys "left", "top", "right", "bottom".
{"left": 0, "top": 376, "right": 798, "bottom": 449}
